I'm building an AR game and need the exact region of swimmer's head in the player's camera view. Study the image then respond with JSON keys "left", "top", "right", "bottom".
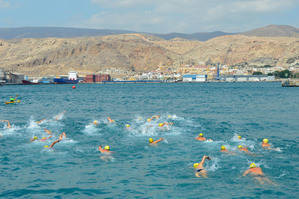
{"left": 193, "top": 163, "right": 199, "bottom": 168}
{"left": 93, "top": 120, "right": 99, "bottom": 125}
{"left": 238, "top": 135, "right": 242, "bottom": 139}
{"left": 149, "top": 138, "right": 153, "bottom": 143}
{"left": 199, "top": 133, "right": 203, "bottom": 137}
{"left": 44, "top": 145, "right": 49, "bottom": 148}
{"left": 168, "top": 115, "right": 171, "bottom": 118}
{"left": 42, "top": 137, "right": 46, "bottom": 140}
{"left": 221, "top": 145, "right": 226, "bottom": 150}
{"left": 250, "top": 163, "right": 256, "bottom": 168}
{"left": 263, "top": 139, "right": 269, "bottom": 143}
{"left": 238, "top": 145, "right": 243, "bottom": 149}
{"left": 125, "top": 124, "right": 130, "bottom": 128}
{"left": 147, "top": 118, "right": 151, "bottom": 122}
{"left": 158, "top": 123, "right": 164, "bottom": 127}
{"left": 104, "top": 145, "right": 110, "bottom": 150}
{"left": 33, "top": 136, "right": 38, "bottom": 140}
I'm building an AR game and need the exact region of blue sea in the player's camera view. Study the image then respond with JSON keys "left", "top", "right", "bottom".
{"left": 0, "top": 82, "right": 298, "bottom": 198}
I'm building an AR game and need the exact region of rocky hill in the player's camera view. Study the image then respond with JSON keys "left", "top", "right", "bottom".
{"left": 0, "top": 33, "right": 298, "bottom": 77}
{"left": 243, "top": 25, "right": 299, "bottom": 38}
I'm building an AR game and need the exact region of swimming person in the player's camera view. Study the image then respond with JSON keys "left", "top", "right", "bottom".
{"left": 45, "top": 132, "right": 66, "bottom": 148}
{"left": 243, "top": 163, "right": 274, "bottom": 185}
{"left": 195, "top": 133, "right": 206, "bottom": 141}
{"left": 31, "top": 128, "right": 53, "bottom": 142}
{"left": 93, "top": 120, "right": 99, "bottom": 126}
{"left": 107, "top": 117, "right": 115, "bottom": 123}
{"left": 193, "top": 155, "right": 211, "bottom": 178}
{"left": 98, "top": 145, "right": 113, "bottom": 154}
{"left": 149, "top": 138, "right": 164, "bottom": 145}
{"left": 220, "top": 145, "right": 236, "bottom": 155}
{"left": 238, "top": 145, "right": 252, "bottom": 154}
{"left": 262, "top": 139, "right": 272, "bottom": 149}
{"left": 0, "top": 120, "right": 11, "bottom": 128}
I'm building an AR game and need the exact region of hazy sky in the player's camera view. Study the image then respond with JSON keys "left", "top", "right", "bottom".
{"left": 0, "top": 0, "right": 298, "bottom": 33}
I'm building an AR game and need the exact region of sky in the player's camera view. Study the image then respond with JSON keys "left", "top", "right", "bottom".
{"left": 0, "top": 0, "right": 298, "bottom": 33}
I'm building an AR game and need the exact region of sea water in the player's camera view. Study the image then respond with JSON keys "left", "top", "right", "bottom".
{"left": 0, "top": 82, "right": 298, "bottom": 198}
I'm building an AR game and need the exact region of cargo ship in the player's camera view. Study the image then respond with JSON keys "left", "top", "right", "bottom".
{"left": 53, "top": 71, "right": 79, "bottom": 84}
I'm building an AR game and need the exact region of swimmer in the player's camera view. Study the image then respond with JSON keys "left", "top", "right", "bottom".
{"left": 262, "top": 139, "right": 272, "bottom": 149}
{"left": 149, "top": 137, "right": 164, "bottom": 145}
{"left": 0, "top": 120, "right": 11, "bottom": 128}
{"left": 93, "top": 120, "right": 99, "bottom": 126}
{"left": 107, "top": 117, "right": 115, "bottom": 123}
{"left": 238, "top": 135, "right": 242, "bottom": 140}
{"left": 98, "top": 145, "right": 113, "bottom": 154}
{"left": 243, "top": 163, "right": 275, "bottom": 185}
{"left": 195, "top": 133, "right": 206, "bottom": 141}
{"left": 147, "top": 118, "right": 152, "bottom": 122}
{"left": 220, "top": 145, "right": 236, "bottom": 155}
{"left": 125, "top": 124, "right": 131, "bottom": 129}
{"left": 47, "top": 132, "right": 66, "bottom": 148}
{"left": 238, "top": 145, "right": 252, "bottom": 154}
{"left": 193, "top": 155, "right": 211, "bottom": 178}
{"left": 31, "top": 128, "right": 53, "bottom": 142}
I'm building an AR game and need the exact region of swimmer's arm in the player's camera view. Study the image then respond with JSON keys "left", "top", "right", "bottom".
{"left": 200, "top": 155, "right": 209, "bottom": 164}
{"left": 242, "top": 170, "right": 251, "bottom": 176}
{"left": 49, "top": 139, "right": 60, "bottom": 148}
{"left": 44, "top": 128, "right": 52, "bottom": 135}
{"left": 1, "top": 120, "right": 12, "bottom": 128}
{"left": 98, "top": 145, "right": 104, "bottom": 153}
{"left": 153, "top": 138, "right": 163, "bottom": 144}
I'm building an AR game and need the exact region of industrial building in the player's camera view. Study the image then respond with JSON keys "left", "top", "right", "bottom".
{"left": 220, "top": 75, "right": 275, "bottom": 82}
{"left": 182, "top": 74, "right": 207, "bottom": 82}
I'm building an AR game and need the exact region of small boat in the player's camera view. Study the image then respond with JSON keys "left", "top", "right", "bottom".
{"left": 5, "top": 100, "right": 21, "bottom": 104}
{"left": 22, "top": 80, "right": 40, "bottom": 85}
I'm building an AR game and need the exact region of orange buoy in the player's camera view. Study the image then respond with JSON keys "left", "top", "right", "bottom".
{"left": 72, "top": 85, "right": 76, "bottom": 89}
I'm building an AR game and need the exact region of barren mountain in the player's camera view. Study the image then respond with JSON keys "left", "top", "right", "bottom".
{"left": 243, "top": 25, "right": 299, "bottom": 38}
{"left": 0, "top": 33, "right": 298, "bottom": 77}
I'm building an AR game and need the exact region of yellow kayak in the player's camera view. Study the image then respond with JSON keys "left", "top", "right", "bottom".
{"left": 5, "top": 100, "right": 20, "bottom": 104}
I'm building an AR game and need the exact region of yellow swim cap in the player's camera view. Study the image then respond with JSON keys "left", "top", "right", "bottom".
{"left": 33, "top": 136, "right": 38, "bottom": 140}
{"left": 193, "top": 163, "right": 199, "bottom": 168}
{"left": 199, "top": 133, "right": 203, "bottom": 137}
{"left": 42, "top": 137, "right": 46, "bottom": 140}
{"left": 221, "top": 145, "right": 226, "bottom": 150}
{"left": 147, "top": 118, "right": 151, "bottom": 122}
{"left": 126, "top": 124, "right": 130, "bottom": 128}
{"left": 168, "top": 115, "right": 171, "bottom": 118}
{"left": 263, "top": 139, "right": 269, "bottom": 143}
{"left": 149, "top": 138, "right": 153, "bottom": 143}
{"left": 44, "top": 145, "right": 49, "bottom": 148}
{"left": 93, "top": 120, "right": 98, "bottom": 125}
{"left": 158, "top": 123, "right": 164, "bottom": 127}
{"left": 250, "top": 163, "right": 256, "bottom": 168}
{"left": 238, "top": 145, "right": 243, "bottom": 149}
{"left": 238, "top": 135, "right": 242, "bottom": 139}
{"left": 104, "top": 145, "right": 110, "bottom": 150}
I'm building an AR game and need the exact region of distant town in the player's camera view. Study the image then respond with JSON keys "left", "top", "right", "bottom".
{"left": 1, "top": 62, "right": 298, "bottom": 86}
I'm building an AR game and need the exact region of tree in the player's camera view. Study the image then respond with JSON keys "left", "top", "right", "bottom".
{"left": 252, "top": 71, "right": 263, "bottom": 75}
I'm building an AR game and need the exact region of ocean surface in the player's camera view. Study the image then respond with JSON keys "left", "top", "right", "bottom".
{"left": 0, "top": 82, "right": 298, "bottom": 198}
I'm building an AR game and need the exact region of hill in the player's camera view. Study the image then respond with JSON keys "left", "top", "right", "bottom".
{"left": 242, "top": 25, "right": 299, "bottom": 38}
{"left": 0, "top": 34, "right": 298, "bottom": 77}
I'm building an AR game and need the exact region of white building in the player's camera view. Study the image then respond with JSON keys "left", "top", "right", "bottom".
{"left": 183, "top": 74, "right": 207, "bottom": 82}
